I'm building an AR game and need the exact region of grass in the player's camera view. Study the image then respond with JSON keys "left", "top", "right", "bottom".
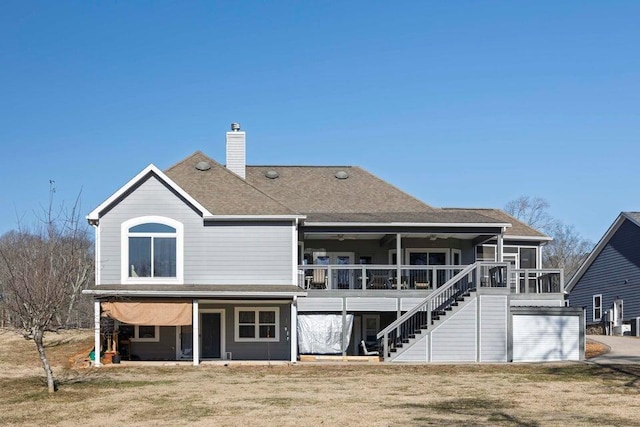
{"left": 1, "top": 329, "right": 639, "bottom": 426}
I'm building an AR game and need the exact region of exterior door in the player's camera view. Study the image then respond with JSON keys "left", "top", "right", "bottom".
{"left": 407, "top": 250, "right": 448, "bottom": 288}
{"left": 503, "top": 253, "right": 521, "bottom": 291}
{"left": 201, "top": 312, "right": 222, "bottom": 359}
{"left": 313, "top": 252, "right": 355, "bottom": 289}
{"left": 613, "top": 299, "right": 623, "bottom": 327}
{"left": 362, "top": 315, "right": 379, "bottom": 349}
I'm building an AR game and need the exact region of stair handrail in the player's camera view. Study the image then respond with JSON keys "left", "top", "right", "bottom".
{"left": 376, "top": 262, "right": 479, "bottom": 359}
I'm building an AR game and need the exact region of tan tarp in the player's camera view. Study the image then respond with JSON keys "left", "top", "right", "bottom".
{"left": 101, "top": 301, "right": 192, "bottom": 326}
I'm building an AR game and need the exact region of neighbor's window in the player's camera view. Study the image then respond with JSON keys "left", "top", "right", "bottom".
{"left": 234, "top": 307, "right": 279, "bottom": 342}
{"left": 593, "top": 294, "right": 602, "bottom": 321}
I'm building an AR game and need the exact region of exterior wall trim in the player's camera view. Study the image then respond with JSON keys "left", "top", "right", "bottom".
{"left": 87, "top": 164, "right": 213, "bottom": 221}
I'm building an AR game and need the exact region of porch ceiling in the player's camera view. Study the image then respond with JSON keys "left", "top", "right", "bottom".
{"left": 303, "top": 232, "right": 495, "bottom": 241}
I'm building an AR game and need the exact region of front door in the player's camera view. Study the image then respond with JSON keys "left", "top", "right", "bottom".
{"left": 201, "top": 312, "right": 222, "bottom": 359}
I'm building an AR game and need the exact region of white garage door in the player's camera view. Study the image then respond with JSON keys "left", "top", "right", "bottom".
{"left": 513, "top": 315, "right": 580, "bottom": 362}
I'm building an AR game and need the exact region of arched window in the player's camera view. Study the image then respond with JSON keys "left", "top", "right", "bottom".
{"left": 122, "top": 217, "right": 183, "bottom": 283}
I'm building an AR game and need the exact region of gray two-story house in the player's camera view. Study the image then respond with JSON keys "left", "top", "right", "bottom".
{"left": 85, "top": 124, "right": 584, "bottom": 365}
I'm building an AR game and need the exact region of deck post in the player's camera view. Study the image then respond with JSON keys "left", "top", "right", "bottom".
{"left": 291, "top": 296, "right": 298, "bottom": 363}
{"left": 396, "top": 233, "right": 402, "bottom": 287}
{"left": 497, "top": 231, "right": 504, "bottom": 262}
{"left": 193, "top": 299, "right": 199, "bottom": 366}
{"left": 94, "top": 300, "right": 101, "bottom": 367}
{"left": 341, "top": 301, "right": 347, "bottom": 357}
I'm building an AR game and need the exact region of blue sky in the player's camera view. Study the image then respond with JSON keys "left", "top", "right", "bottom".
{"left": 1, "top": 1, "right": 638, "bottom": 242}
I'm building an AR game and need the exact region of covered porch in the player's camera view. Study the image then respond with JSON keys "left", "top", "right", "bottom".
{"left": 85, "top": 285, "right": 306, "bottom": 367}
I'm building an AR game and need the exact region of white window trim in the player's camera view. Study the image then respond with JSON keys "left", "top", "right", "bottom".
{"left": 121, "top": 216, "right": 184, "bottom": 284}
{"left": 117, "top": 322, "right": 160, "bottom": 343}
{"left": 234, "top": 307, "right": 280, "bottom": 342}
{"left": 593, "top": 294, "right": 602, "bottom": 322}
{"left": 451, "top": 249, "right": 462, "bottom": 265}
{"left": 475, "top": 244, "right": 539, "bottom": 269}
{"left": 403, "top": 248, "right": 451, "bottom": 266}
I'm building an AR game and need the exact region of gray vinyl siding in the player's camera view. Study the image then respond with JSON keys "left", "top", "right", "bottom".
{"left": 479, "top": 295, "right": 507, "bottom": 362}
{"left": 346, "top": 298, "right": 398, "bottom": 311}
{"left": 394, "top": 333, "right": 428, "bottom": 362}
{"left": 569, "top": 219, "right": 640, "bottom": 324}
{"left": 297, "top": 298, "right": 343, "bottom": 312}
{"left": 98, "top": 176, "right": 293, "bottom": 285}
{"left": 129, "top": 326, "right": 176, "bottom": 360}
{"left": 431, "top": 298, "right": 477, "bottom": 362}
{"left": 200, "top": 303, "right": 291, "bottom": 360}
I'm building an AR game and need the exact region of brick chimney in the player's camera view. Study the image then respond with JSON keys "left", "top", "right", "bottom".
{"left": 226, "top": 122, "right": 246, "bottom": 179}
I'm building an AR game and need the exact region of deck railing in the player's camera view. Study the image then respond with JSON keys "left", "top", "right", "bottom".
{"left": 510, "top": 268, "right": 564, "bottom": 293}
{"left": 297, "top": 264, "right": 466, "bottom": 290}
{"left": 297, "top": 263, "right": 564, "bottom": 294}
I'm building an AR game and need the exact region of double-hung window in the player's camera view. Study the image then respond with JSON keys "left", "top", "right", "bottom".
{"left": 234, "top": 307, "right": 279, "bottom": 342}
{"left": 122, "top": 216, "right": 183, "bottom": 283}
{"left": 593, "top": 294, "right": 602, "bottom": 321}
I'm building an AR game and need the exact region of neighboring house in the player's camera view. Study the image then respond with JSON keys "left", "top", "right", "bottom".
{"left": 84, "top": 124, "right": 584, "bottom": 365}
{"left": 567, "top": 212, "right": 640, "bottom": 336}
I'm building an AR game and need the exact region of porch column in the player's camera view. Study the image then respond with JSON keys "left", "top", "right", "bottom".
{"left": 396, "top": 233, "right": 402, "bottom": 285}
{"left": 290, "top": 296, "right": 298, "bottom": 363}
{"left": 192, "top": 299, "right": 199, "bottom": 366}
{"left": 342, "top": 301, "right": 347, "bottom": 357}
{"left": 94, "top": 300, "right": 101, "bottom": 367}
{"left": 496, "top": 230, "right": 504, "bottom": 262}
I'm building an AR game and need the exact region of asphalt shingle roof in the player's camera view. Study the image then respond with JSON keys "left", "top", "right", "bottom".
{"left": 165, "top": 152, "right": 296, "bottom": 216}
{"left": 161, "top": 151, "right": 547, "bottom": 238}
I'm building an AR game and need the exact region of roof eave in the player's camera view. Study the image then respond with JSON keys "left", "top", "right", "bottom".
{"left": 565, "top": 213, "right": 625, "bottom": 292}
{"left": 204, "top": 215, "right": 306, "bottom": 221}
{"left": 302, "top": 221, "right": 512, "bottom": 228}
{"left": 86, "top": 164, "right": 214, "bottom": 222}
{"left": 82, "top": 289, "right": 307, "bottom": 298}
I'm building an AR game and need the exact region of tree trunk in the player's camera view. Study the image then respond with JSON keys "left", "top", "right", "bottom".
{"left": 33, "top": 328, "right": 56, "bottom": 393}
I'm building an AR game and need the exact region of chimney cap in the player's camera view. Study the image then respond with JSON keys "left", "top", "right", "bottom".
{"left": 231, "top": 122, "right": 241, "bottom": 131}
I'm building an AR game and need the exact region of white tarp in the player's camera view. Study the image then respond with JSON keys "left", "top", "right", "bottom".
{"left": 297, "top": 314, "right": 354, "bottom": 354}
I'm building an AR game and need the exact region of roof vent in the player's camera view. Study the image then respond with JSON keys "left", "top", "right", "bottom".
{"left": 195, "top": 161, "right": 212, "bottom": 171}
{"left": 231, "top": 122, "right": 241, "bottom": 131}
{"left": 335, "top": 170, "right": 349, "bottom": 179}
{"left": 265, "top": 170, "right": 279, "bottom": 179}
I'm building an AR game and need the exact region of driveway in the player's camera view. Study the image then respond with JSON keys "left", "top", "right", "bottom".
{"left": 587, "top": 335, "right": 640, "bottom": 364}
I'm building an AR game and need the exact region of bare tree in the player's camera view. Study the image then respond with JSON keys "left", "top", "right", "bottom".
{"left": 504, "top": 196, "right": 555, "bottom": 231}
{"left": 0, "top": 190, "right": 93, "bottom": 393}
{"left": 543, "top": 222, "right": 593, "bottom": 280}
{"left": 505, "top": 196, "right": 592, "bottom": 279}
